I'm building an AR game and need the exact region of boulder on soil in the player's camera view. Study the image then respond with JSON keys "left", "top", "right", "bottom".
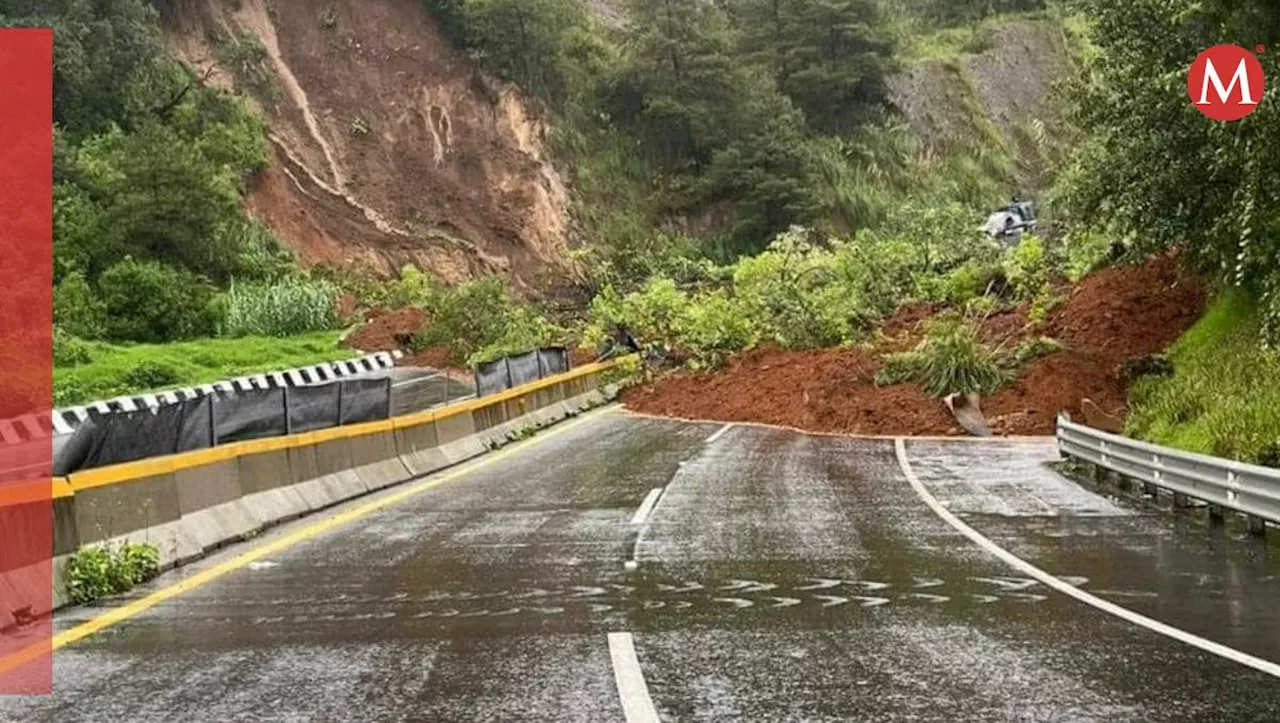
{"left": 946, "top": 393, "right": 992, "bottom": 437}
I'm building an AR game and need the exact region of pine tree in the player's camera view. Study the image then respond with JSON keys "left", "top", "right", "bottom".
{"left": 730, "top": 0, "right": 894, "bottom": 135}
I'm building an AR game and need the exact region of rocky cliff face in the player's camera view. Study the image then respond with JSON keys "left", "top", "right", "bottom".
{"left": 162, "top": 0, "right": 574, "bottom": 291}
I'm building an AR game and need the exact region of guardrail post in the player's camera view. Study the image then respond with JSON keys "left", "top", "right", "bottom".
{"left": 1172, "top": 492, "right": 1190, "bottom": 508}
{"left": 1145, "top": 453, "right": 1160, "bottom": 497}
{"left": 209, "top": 397, "right": 218, "bottom": 447}
{"left": 1248, "top": 516, "right": 1267, "bottom": 537}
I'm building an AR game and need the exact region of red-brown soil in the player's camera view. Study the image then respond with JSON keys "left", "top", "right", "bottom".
{"left": 162, "top": 0, "right": 574, "bottom": 292}
{"left": 399, "top": 345, "right": 467, "bottom": 374}
{"left": 571, "top": 346, "right": 600, "bottom": 367}
{"left": 341, "top": 308, "right": 427, "bottom": 352}
{"left": 623, "top": 253, "right": 1205, "bottom": 437}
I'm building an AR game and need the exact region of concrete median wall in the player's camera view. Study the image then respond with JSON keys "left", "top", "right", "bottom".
{"left": 42, "top": 359, "right": 623, "bottom": 611}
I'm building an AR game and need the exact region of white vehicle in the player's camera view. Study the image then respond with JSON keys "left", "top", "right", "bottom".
{"left": 981, "top": 200, "right": 1038, "bottom": 243}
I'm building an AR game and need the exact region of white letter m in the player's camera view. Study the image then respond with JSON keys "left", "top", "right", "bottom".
{"left": 1198, "top": 58, "right": 1257, "bottom": 105}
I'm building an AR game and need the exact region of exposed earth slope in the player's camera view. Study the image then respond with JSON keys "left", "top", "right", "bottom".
{"left": 162, "top": 0, "right": 574, "bottom": 289}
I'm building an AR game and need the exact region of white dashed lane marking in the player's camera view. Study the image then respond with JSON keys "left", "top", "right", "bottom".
{"left": 608, "top": 632, "right": 661, "bottom": 723}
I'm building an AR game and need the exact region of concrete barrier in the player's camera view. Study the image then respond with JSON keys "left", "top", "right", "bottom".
{"left": 37, "top": 358, "right": 625, "bottom": 611}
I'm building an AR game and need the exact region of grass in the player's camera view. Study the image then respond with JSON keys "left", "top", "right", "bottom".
{"left": 1126, "top": 292, "right": 1280, "bottom": 467}
{"left": 877, "top": 317, "right": 1009, "bottom": 397}
{"left": 54, "top": 331, "right": 357, "bottom": 407}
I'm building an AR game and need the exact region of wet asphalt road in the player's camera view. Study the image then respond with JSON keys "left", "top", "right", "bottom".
{"left": 7, "top": 410, "right": 1280, "bottom": 721}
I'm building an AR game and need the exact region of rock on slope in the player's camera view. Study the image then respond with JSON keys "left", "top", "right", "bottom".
{"left": 162, "top": 0, "right": 574, "bottom": 290}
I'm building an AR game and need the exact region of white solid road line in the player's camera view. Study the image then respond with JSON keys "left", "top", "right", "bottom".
{"left": 705, "top": 423, "right": 734, "bottom": 445}
{"left": 631, "top": 487, "right": 665, "bottom": 525}
{"left": 608, "top": 632, "right": 661, "bottom": 723}
{"left": 894, "top": 438, "right": 1280, "bottom": 679}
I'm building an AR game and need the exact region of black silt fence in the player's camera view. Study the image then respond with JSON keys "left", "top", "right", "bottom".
{"left": 475, "top": 358, "right": 512, "bottom": 398}
{"left": 340, "top": 378, "right": 392, "bottom": 424}
{"left": 507, "top": 351, "right": 541, "bottom": 388}
{"left": 57, "top": 378, "right": 392, "bottom": 474}
{"left": 473, "top": 347, "right": 572, "bottom": 398}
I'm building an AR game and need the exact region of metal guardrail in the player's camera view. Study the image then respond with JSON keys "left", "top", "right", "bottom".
{"left": 1056, "top": 414, "right": 1280, "bottom": 525}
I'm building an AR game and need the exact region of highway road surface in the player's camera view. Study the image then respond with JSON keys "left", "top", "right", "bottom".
{"left": 6, "top": 407, "right": 1280, "bottom": 721}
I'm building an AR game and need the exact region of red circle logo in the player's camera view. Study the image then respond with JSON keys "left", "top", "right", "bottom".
{"left": 1188, "top": 44, "right": 1266, "bottom": 121}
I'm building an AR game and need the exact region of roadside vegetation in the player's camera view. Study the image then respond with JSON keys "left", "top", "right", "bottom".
{"left": 53, "top": 331, "right": 354, "bottom": 407}
{"left": 0, "top": 1, "right": 356, "bottom": 404}
{"left": 1126, "top": 294, "right": 1280, "bottom": 467}
{"left": 66, "top": 541, "right": 160, "bottom": 605}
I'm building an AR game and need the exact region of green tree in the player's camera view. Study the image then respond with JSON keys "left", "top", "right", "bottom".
{"left": 1056, "top": 0, "right": 1280, "bottom": 301}
{"left": 73, "top": 118, "right": 262, "bottom": 282}
{"left": 616, "top": 0, "right": 744, "bottom": 170}
{"left": 97, "top": 259, "right": 217, "bottom": 342}
{"left": 730, "top": 0, "right": 895, "bottom": 135}
{"left": 460, "top": 0, "right": 585, "bottom": 100}
{"left": 0, "top": 0, "right": 165, "bottom": 136}
{"left": 52, "top": 271, "right": 107, "bottom": 340}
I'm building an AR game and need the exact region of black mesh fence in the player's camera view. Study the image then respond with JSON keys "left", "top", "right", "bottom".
{"left": 341, "top": 378, "right": 392, "bottom": 424}
{"left": 287, "top": 384, "right": 340, "bottom": 434}
{"left": 57, "top": 378, "right": 392, "bottom": 474}
{"left": 507, "top": 351, "right": 541, "bottom": 388}
{"left": 537, "top": 347, "right": 569, "bottom": 377}
{"left": 475, "top": 359, "right": 512, "bottom": 398}
{"left": 474, "top": 347, "right": 573, "bottom": 398}
{"left": 215, "top": 388, "right": 288, "bottom": 444}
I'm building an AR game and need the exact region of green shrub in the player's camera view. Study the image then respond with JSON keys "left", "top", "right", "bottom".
{"left": 415, "top": 276, "right": 563, "bottom": 365}
{"left": 222, "top": 217, "right": 295, "bottom": 282}
{"left": 1064, "top": 230, "right": 1118, "bottom": 283}
{"left": 1010, "top": 336, "right": 1062, "bottom": 367}
{"left": 876, "top": 317, "right": 1009, "bottom": 397}
{"left": 224, "top": 276, "right": 338, "bottom": 338}
{"left": 469, "top": 306, "right": 563, "bottom": 365}
{"left": 215, "top": 32, "right": 279, "bottom": 100}
{"left": 381, "top": 264, "right": 437, "bottom": 310}
{"left": 678, "top": 289, "right": 758, "bottom": 369}
{"left": 67, "top": 541, "right": 160, "bottom": 605}
{"left": 1003, "top": 234, "right": 1052, "bottom": 300}
{"left": 593, "top": 355, "right": 645, "bottom": 393}
{"left": 122, "top": 360, "right": 182, "bottom": 391}
{"left": 98, "top": 259, "right": 218, "bottom": 342}
{"left": 1028, "top": 287, "right": 1065, "bottom": 328}
{"left": 53, "top": 327, "right": 94, "bottom": 367}
{"left": 876, "top": 349, "right": 925, "bottom": 387}
{"left": 53, "top": 271, "right": 106, "bottom": 340}
{"left": 939, "top": 260, "right": 1004, "bottom": 304}
{"left": 732, "top": 228, "right": 862, "bottom": 349}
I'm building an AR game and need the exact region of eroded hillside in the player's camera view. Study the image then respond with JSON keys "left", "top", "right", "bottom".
{"left": 889, "top": 19, "right": 1075, "bottom": 190}
{"left": 161, "top": 0, "right": 574, "bottom": 289}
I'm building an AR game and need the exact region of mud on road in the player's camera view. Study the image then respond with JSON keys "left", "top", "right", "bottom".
{"left": 625, "top": 253, "right": 1205, "bottom": 437}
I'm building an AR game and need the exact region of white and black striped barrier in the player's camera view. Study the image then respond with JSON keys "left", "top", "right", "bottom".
{"left": 1, "top": 350, "right": 404, "bottom": 445}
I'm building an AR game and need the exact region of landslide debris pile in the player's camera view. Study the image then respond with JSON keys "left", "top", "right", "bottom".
{"left": 623, "top": 254, "right": 1204, "bottom": 436}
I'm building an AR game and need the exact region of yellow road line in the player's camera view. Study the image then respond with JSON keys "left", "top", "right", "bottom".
{"left": 0, "top": 404, "right": 620, "bottom": 676}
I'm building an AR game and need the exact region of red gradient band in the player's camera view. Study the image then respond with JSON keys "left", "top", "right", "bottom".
{"left": 0, "top": 28, "right": 54, "bottom": 696}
